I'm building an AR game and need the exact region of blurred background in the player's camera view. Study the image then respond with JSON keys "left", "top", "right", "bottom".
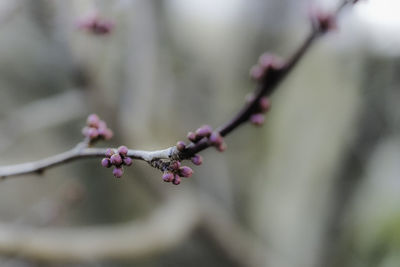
{"left": 0, "top": 0, "right": 399, "bottom": 266}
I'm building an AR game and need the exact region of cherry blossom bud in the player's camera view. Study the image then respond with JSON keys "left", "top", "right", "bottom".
{"left": 179, "top": 166, "right": 193, "bottom": 178}
{"left": 110, "top": 154, "right": 122, "bottom": 166}
{"left": 195, "top": 125, "right": 212, "bottom": 138}
{"left": 191, "top": 154, "right": 203, "bottom": 166}
{"left": 250, "top": 113, "right": 265, "bottom": 126}
{"left": 176, "top": 141, "right": 186, "bottom": 152}
{"left": 118, "top": 145, "right": 128, "bottom": 156}
{"left": 101, "top": 158, "right": 111, "bottom": 168}
{"left": 123, "top": 157, "right": 133, "bottom": 166}
{"left": 162, "top": 172, "right": 174, "bottom": 183}
{"left": 87, "top": 114, "right": 100, "bottom": 127}
{"left": 172, "top": 175, "right": 181, "bottom": 185}
{"left": 105, "top": 148, "right": 114, "bottom": 158}
{"left": 113, "top": 167, "right": 123, "bottom": 178}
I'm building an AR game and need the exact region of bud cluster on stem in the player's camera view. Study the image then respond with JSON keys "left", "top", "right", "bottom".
{"left": 82, "top": 114, "right": 113, "bottom": 144}
{"left": 101, "top": 146, "right": 133, "bottom": 178}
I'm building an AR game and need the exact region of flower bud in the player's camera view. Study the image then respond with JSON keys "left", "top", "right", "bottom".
{"left": 162, "top": 172, "right": 174, "bottom": 183}
{"left": 250, "top": 65, "right": 265, "bottom": 81}
{"left": 101, "top": 158, "right": 111, "bottom": 168}
{"left": 187, "top": 131, "right": 197, "bottom": 142}
{"left": 110, "top": 153, "right": 122, "bottom": 165}
{"left": 113, "top": 167, "right": 124, "bottom": 178}
{"left": 195, "top": 125, "right": 212, "bottom": 138}
{"left": 172, "top": 175, "right": 181, "bottom": 185}
{"left": 179, "top": 166, "right": 193, "bottom": 178}
{"left": 169, "top": 161, "right": 181, "bottom": 171}
{"left": 87, "top": 128, "right": 99, "bottom": 139}
{"left": 123, "top": 157, "right": 133, "bottom": 166}
{"left": 217, "top": 142, "right": 227, "bottom": 152}
{"left": 191, "top": 154, "right": 203, "bottom": 166}
{"left": 209, "top": 132, "right": 223, "bottom": 146}
{"left": 103, "top": 129, "right": 113, "bottom": 140}
{"left": 176, "top": 141, "right": 186, "bottom": 152}
{"left": 118, "top": 145, "right": 128, "bottom": 156}
{"left": 87, "top": 114, "right": 100, "bottom": 127}
{"left": 259, "top": 97, "right": 271, "bottom": 113}
{"left": 105, "top": 148, "right": 114, "bottom": 158}
{"left": 250, "top": 113, "right": 265, "bottom": 126}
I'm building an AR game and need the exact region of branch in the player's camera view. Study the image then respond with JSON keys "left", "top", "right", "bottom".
{"left": 0, "top": 0, "right": 358, "bottom": 182}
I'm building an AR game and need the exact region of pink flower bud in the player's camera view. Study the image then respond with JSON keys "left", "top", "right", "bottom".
{"left": 179, "top": 166, "right": 193, "bottom": 178}
{"left": 169, "top": 161, "right": 181, "bottom": 171}
{"left": 162, "top": 172, "right": 174, "bottom": 182}
{"left": 258, "top": 53, "right": 284, "bottom": 71}
{"left": 87, "top": 114, "right": 100, "bottom": 127}
{"left": 187, "top": 131, "right": 197, "bottom": 142}
{"left": 123, "top": 157, "right": 133, "bottom": 166}
{"left": 110, "top": 153, "right": 122, "bottom": 166}
{"left": 98, "top": 120, "right": 107, "bottom": 130}
{"left": 259, "top": 97, "right": 271, "bottom": 113}
{"left": 217, "top": 142, "right": 227, "bottom": 152}
{"left": 172, "top": 175, "right": 181, "bottom": 185}
{"left": 195, "top": 125, "right": 212, "bottom": 138}
{"left": 249, "top": 65, "right": 265, "bottom": 81}
{"left": 209, "top": 132, "right": 223, "bottom": 146}
{"left": 118, "top": 145, "right": 128, "bottom": 156}
{"left": 250, "top": 113, "right": 265, "bottom": 126}
{"left": 113, "top": 167, "right": 123, "bottom": 178}
{"left": 105, "top": 148, "right": 114, "bottom": 158}
{"left": 101, "top": 158, "right": 111, "bottom": 168}
{"left": 103, "top": 128, "right": 113, "bottom": 140}
{"left": 87, "top": 128, "right": 99, "bottom": 139}
{"left": 176, "top": 141, "right": 186, "bottom": 152}
{"left": 191, "top": 154, "right": 203, "bottom": 166}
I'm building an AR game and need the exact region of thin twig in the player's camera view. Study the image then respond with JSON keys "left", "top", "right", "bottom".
{"left": 0, "top": 0, "right": 357, "bottom": 179}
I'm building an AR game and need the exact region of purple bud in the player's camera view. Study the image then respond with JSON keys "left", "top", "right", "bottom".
{"left": 259, "top": 97, "right": 271, "bottom": 113}
{"left": 110, "top": 153, "right": 123, "bottom": 165}
{"left": 179, "top": 166, "right": 193, "bottom": 178}
{"left": 87, "top": 128, "right": 99, "bottom": 139}
{"left": 123, "top": 157, "right": 133, "bottom": 166}
{"left": 191, "top": 154, "right": 203, "bottom": 166}
{"left": 176, "top": 141, "right": 186, "bottom": 152}
{"left": 217, "top": 142, "right": 227, "bottom": 152}
{"left": 172, "top": 175, "right": 181, "bottom": 185}
{"left": 258, "top": 53, "right": 284, "bottom": 71}
{"left": 169, "top": 161, "right": 181, "bottom": 171}
{"left": 250, "top": 113, "right": 265, "bottom": 126}
{"left": 103, "top": 128, "right": 113, "bottom": 140}
{"left": 105, "top": 148, "right": 114, "bottom": 158}
{"left": 187, "top": 131, "right": 197, "bottom": 142}
{"left": 101, "top": 158, "right": 111, "bottom": 168}
{"left": 209, "top": 132, "right": 223, "bottom": 146}
{"left": 249, "top": 65, "right": 265, "bottom": 81}
{"left": 195, "top": 125, "right": 212, "bottom": 138}
{"left": 98, "top": 120, "right": 107, "bottom": 130}
{"left": 113, "top": 167, "right": 124, "bottom": 178}
{"left": 118, "top": 145, "right": 128, "bottom": 156}
{"left": 162, "top": 172, "right": 174, "bottom": 182}
{"left": 87, "top": 114, "right": 100, "bottom": 127}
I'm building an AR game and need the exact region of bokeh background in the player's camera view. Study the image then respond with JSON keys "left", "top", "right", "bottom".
{"left": 0, "top": 0, "right": 399, "bottom": 266}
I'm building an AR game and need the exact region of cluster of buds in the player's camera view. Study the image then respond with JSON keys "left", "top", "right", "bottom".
{"left": 246, "top": 96, "right": 271, "bottom": 126}
{"left": 77, "top": 14, "right": 113, "bottom": 35}
{"left": 82, "top": 114, "right": 113, "bottom": 143}
{"left": 250, "top": 53, "right": 284, "bottom": 82}
{"left": 178, "top": 125, "right": 226, "bottom": 153}
{"left": 101, "top": 146, "right": 133, "bottom": 178}
{"left": 162, "top": 161, "right": 193, "bottom": 185}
